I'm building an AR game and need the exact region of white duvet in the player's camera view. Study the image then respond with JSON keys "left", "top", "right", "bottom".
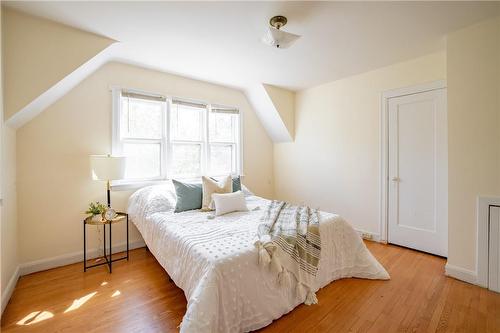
{"left": 128, "top": 185, "right": 389, "bottom": 333}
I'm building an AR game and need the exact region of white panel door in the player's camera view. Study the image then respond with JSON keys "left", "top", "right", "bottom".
{"left": 388, "top": 88, "right": 447, "bottom": 257}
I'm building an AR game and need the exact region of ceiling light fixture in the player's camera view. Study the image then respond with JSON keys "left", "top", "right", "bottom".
{"left": 262, "top": 15, "right": 301, "bottom": 49}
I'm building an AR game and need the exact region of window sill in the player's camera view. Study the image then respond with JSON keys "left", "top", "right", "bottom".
{"left": 111, "top": 174, "right": 245, "bottom": 192}
{"left": 110, "top": 180, "right": 171, "bottom": 191}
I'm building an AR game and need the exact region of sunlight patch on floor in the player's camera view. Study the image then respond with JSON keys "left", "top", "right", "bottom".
{"left": 64, "top": 292, "right": 97, "bottom": 313}
{"left": 111, "top": 290, "right": 121, "bottom": 297}
{"left": 16, "top": 311, "right": 54, "bottom": 325}
{"left": 101, "top": 281, "right": 108, "bottom": 286}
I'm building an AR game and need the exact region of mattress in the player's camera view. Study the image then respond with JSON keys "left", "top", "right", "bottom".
{"left": 128, "top": 185, "right": 389, "bottom": 333}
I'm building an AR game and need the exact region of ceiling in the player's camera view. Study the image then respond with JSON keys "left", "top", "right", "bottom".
{"left": 4, "top": 1, "right": 500, "bottom": 91}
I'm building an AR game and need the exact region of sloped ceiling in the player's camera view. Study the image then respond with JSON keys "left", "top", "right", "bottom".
{"left": 246, "top": 84, "right": 293, "bottom": 142}
{"left": 2, "top": 8, "right": 115, "bottom": 125}
{"left": 3, "top": 2, "right": 500, "bottom": 139}
{"left": 263, "top": 84, "right": 295, "bottom": 140}
{"left": 5, "top": 1, "right": 499, "bottom": 90}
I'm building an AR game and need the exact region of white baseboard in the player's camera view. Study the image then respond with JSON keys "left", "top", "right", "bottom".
{"left": 1, "top": 266, "right": 20, "bottom": 315}
{"left": 19, "top": 240, "right": 146, "bottom": 276}
{"left": 355, "top": 228, "right": 381, "bottom": 242}
{"left": 445, "top": 263, "right": 478, "bottom": 285}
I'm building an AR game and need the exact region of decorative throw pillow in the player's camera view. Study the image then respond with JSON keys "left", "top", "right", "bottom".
{"left": 231, "top": 176, "right": 242, "bottom": 192}
{"left": 210, "top": 175, "right": 242, "bottom": 192}
{"left": 201, "top": 175, "right": 232, "bottom": 211}
{"left": 212, "top": 191, "right": 248, "bottom": 216}
{"left": 172, "top": 179, "right": 202, "bottom": 213}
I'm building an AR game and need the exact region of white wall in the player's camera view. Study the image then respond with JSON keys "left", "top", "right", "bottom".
{"left": 16, "top": 61, "right": 274, "bottom": 264}
{"left": 447, "top": 16, "right": 500, "bottom": 273}
{"left": 1, "top": 126, "right": 18, "bottom": 300}
{"left": 1, "top": 3, "right": 20, "bottom": 313}
{"left": 273, "top": 52, "right": 446, "bottom": 238}
{"left": 2, "top": 7, "right": 113, "bottom": 120}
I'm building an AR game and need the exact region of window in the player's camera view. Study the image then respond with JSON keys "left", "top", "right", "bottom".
{"left": 169, "top": 100, "right": 205, "bottom": 178}
{"left": 209, "top": 106, "right": 240, "bottom": 176}
{"left": 112, "top": 89, "right": 241, "bottom": 183}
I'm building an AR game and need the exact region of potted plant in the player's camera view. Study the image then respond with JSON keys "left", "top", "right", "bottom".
{"left": 85, "top": 201, "right": 106, "bottom": 223}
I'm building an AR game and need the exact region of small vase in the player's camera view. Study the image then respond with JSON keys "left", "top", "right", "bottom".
{"left": 91, "top": 214, "right": 103, "bottom": 223}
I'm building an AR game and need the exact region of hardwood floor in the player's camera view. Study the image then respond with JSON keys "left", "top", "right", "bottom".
{"left": 2, "top": 242, "right": 499, "bottom": 333}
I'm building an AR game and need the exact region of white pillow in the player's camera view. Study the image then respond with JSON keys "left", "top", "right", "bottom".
{"left": 211, "top": 191, "right": 248, "bottom": 216}
{"left": 128, "top": 183, "right": 176, "bottom": 221}
{"left": 202, "top": 175, "right": 232, "bottom": 211}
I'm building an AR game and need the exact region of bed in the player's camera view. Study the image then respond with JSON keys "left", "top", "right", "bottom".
{"left": 128, "top": 184, "right": 389, "bottom": 333}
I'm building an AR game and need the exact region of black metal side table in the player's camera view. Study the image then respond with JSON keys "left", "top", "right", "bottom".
{"left": 83, "top": 212, "right": 129, "bottom": 273}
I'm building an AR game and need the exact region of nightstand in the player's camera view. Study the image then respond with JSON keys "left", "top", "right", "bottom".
{"left": 83, "top": 212, "right": 129, "bottom": 273}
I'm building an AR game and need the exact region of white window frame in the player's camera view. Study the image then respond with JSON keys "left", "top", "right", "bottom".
{"left": 207, "top": 104, "right": 241, "bottom": 177}
{"left": 111, "top": 87, "right": 243, "bottom": 190}
{"left": 168, "top": 98, "right": 207, "bottom": 179}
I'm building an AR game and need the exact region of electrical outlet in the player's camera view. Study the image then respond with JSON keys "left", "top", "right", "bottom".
{"left": 361, "top": 233, "right": 373, "bottom": 240}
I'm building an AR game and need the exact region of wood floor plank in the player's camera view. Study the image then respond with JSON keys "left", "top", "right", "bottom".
{"left": 1, "top": 242, "right": 499, "bottom": 332}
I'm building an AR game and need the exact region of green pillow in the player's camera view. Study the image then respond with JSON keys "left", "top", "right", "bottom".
{"left": 172, "top": 179, "right": 202, "bottom": 213}
{"left": 232, "top": 176, "right": 242, "bottom": 192}
{"left": 210, "top": 176, "right": 242, "bottom": 192}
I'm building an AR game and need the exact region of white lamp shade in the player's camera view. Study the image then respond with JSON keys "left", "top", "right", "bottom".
{"left": 90, "top": 155, "right": 126, "bottom": 181}
{"left": 261, "top": 27, "right": 300, "bottom": 49}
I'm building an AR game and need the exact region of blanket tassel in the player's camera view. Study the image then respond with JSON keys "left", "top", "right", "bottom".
{"left": 278, "top": 268, "right": 291, "bottom": 290}
{"left": 304, "top": 290, "right": 318, "bottom": 305}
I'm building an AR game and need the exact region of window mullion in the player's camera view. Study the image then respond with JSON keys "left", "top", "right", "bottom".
{"left": 233, "top": 115, "right": 238, "bottom": 175}
{"left": 170, "top": 140, "right": 204, "bottom": 145}
{"left": 112, "top": 88, "right": 124, "bottom": 156}
{"left": 166, "top": 98, "right": 172, "bottom": 179}
{"left": 237, "top": 112, "right": 242, "bottom": 175}
{"left": 160, "top": 99, "right": 168, "bottom": 180}
{"left": 122, "top": 138, "right": 162, "bottom": 145}
{"left": 120, "top": 137, "right": 164, "bottom": 143}
{"left": 209, "top": 141, "right": 237, "bottom": 145}
{"left": 204, "top": 105, "right": 210, "bottom": 175}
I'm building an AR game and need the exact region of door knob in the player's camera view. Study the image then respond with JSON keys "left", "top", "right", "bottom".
{"left": 392, "top": 177, "right": 400, "bottom": 182}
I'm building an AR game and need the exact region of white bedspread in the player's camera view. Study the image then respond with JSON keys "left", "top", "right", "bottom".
{"left": 128, "top": 185, "right": 389, "bottom": 333}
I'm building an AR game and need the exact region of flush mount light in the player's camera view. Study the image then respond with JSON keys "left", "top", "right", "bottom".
{"left": 262, "top": 15, "right": 301, "bottom": 49}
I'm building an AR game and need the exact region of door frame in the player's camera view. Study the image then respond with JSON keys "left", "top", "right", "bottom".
{"left": 379, "top": 80, "right": 447, "bottom": 243}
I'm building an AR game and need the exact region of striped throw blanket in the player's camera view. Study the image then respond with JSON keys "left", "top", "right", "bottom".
{"left": 255, "top": 200, "right": 321, "bottom": 305}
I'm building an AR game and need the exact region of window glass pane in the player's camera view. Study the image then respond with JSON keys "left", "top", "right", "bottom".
{"left": 209, "top": 144, "right": 234, "bottom": 175}
{"left": 171, "top": 144, "right": 201, "bottom": 177}
{"left": 123, "top": 142, "right": 161, "bottom": 179}
{"left": 121, "top": 97, "right": 162, "bottom": 139}
{"left": 209, "top": 112, "right": 235, "bottom": 142}
{"left": 171, "top": 104, "right": 203, "bottom": 141}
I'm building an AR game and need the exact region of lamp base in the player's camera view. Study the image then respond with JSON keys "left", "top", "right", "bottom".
{"left": 107, "top": 180, "right": 111, "bottom": 207}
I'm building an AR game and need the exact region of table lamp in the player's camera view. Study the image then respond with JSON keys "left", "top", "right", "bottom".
{"left": 90, "top": 155, "right": 126, "bottom": 207}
